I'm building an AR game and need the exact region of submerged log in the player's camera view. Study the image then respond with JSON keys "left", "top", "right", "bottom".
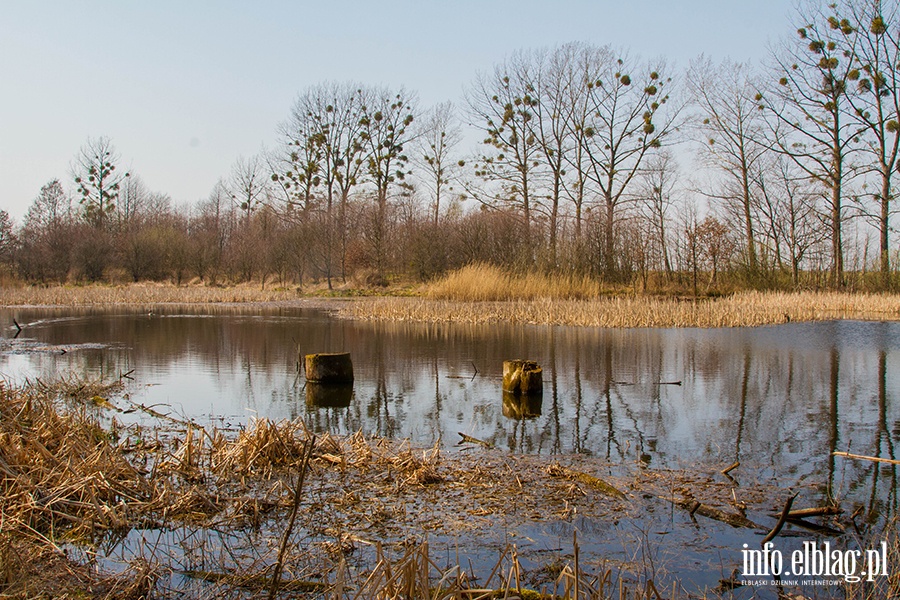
{"left": 671, "top": 497, "right": 763, "bottom": 529}
{"left": 502, "top": 360, "right": 543, "bottom": 395}
{"left": 304, "top": 352, "right": 354, "bottom": 383}
{"left": 546, "top": 463, "right": 626, "bottom": 499}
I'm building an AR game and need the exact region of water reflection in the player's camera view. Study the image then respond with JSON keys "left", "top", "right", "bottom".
{"left": 1, "top": 306, "right": 898, "bottom": 514}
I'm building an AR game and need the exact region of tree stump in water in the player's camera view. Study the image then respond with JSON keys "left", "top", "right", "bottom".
{"left": 502, "top": 360, "right": 543, "bottom": 396}
{"left": 304, "top": 352, "right": 354, "bottom": 383}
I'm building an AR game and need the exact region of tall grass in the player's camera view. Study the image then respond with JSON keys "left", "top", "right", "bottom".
{"left": 344, "top": 291, "right": 900, "bottom": 328}
{"left": 427, "top": 263, "right": 605, "bottom": 301}
{"left": 0, "top": 282, "right": 309, "bottom": 306}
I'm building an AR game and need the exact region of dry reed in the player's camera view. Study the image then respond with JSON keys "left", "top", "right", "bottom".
{"left": 342, "top": 290, "right": 900, "bottom": 328}
{"left": 427, "top": 263, "right": 606, "bottom": 301}
{"left": 0, "top": 282, "right": 306, "bottom": 306}
{"left": 1, "top": 376, "right": 892, "bottom": 598}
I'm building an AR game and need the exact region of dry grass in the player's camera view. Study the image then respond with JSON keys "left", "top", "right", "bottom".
{"left": 0, "top": 282, "right": 307, "bottom": 306}
{"left": 0, "top": 377, "right": 680, "bottom": 597}
{"left": 427, "top": 263, "right": 606, "bottom": 301}
{"left": 1, "top": 377, "right": 895, "bottom": 598}
{"left": 7, "top": 273, "right": 900, "bottom": 329}
{"left": 342, "top": 290, "right": 900, "bottom": 328}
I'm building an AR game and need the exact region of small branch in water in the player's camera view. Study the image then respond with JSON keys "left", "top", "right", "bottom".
{"left": 446, "top": 363, "right": 480, "bottom": 381}
{"left": 655, "top": 380, "right": 682, "bottom": 386}
{"left": 269, "top": 434, "right": 315, "bottom": 600}
{"left": 769, "top": 506, "right": 842, "bottom": 519}
{"left": 457, "top": 432, "right": 493, "bottom": 448}
{"left": 13, "top": 319, "right": 22, "bottom": 339}
{"left": 832, "top": 451, "right": 900, "bottom": 465}
{"left": 762, "top": 492, "right": 799, "bottom": 545}
{"left": 120, "top": 369, "right": 135, "bottom": 381}
{"left": 721, "top": 461, "right": 740, "bottom": 476}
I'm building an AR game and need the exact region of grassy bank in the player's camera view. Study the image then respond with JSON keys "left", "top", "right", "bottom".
{"left": 0, "top": 282, "right": 312, "bottom": 306}
{"left": 341, "top": 291, "right": 900, "bottom": 328}
{"left": 5, "top": 265, "right": 900, "bottom": 327}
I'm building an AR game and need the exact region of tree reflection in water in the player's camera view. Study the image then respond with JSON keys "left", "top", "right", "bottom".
{"left": 1, "top": 305, "right": 897, "bottom": 517}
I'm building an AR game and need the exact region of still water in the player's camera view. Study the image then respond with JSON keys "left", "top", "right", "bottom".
{"left": 1, "top": 304, "right": 898, "bottom": 592}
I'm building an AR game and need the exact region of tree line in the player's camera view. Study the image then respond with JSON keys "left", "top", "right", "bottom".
{"left": 5, "top": 0, "right": 900, "bottom": 292}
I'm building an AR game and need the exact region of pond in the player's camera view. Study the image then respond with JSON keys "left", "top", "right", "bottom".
{"left": 1, "top": 304, "right": 898, "bottom": 596}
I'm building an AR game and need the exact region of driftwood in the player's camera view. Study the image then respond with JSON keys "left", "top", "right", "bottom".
{"left": 661, "top": 497, "right": 763, "bottom": 529}
{"left": 546, "top": 464, "right": 626, "bottom": 499}
{"left": 721, "top": 461, "right": 740, "bottom": 475}
{"left": 457, "top": 432, "right": 493, "bottom": 448}
{"left": 767, "top": 506, "right": 843, "bottom": 519}
{"left": 779, "top": 517, "right": 844, "bottom": 536}
{"left": 831, "top": 451, "right": 900, "bottom": 465}
{"left": 762, "top": 492, "right": 799, "bottom": 545}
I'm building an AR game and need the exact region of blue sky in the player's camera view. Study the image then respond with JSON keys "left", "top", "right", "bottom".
{"left": 1, "top": 1, "right": 793, "bottom": 221}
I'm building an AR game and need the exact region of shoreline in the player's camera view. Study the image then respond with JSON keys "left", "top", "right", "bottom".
{"left": 4, "top": 284, "right": 900, "bottom": 328}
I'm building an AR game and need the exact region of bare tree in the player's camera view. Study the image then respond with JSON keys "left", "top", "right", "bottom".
{"left": 531, "top": 44, "right": 585, "bottom": 266}
{"left": 229, "top": 154, "right": 269, "bottom": 222}
{"left": 753, "top": 155, "right": 823, "bottom": 286}
{"left": 638, "top": 151, "right": 679, "bottom": 278}
{"left": 358, "top": 86, "right": 417, "bottom": 280}
{"left": 760, "top": 1, "right": 865, "bottom": 285}
{"left": 416, "top": 101, "right": 463, "bottom": 227}
{"left": 582, "top": 50, "right": 680, "bottom": 279}
{"left": 835, "top": 0, "right": 900, "bottom": 282}
{"left": 19, "top": 180, "right": 73, "bottom": 281}
{"left": 690, "top": 57, "right": 769, "bottom": 274}
{"left": 72, "top": 136, "right": 129, "bottom": 230}
{"left": 0, "top": 210, "right": 14, "bottom": 270}
{"left": 468, "top": 53, "right": 543, "bottom": 256}
{"left": 287, "top": 83, "right": 369, "bottom": 286}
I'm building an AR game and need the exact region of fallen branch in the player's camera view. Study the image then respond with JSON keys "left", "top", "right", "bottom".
{"left": 721, "top": 461, "right": 740, "bottom": 476}
{"left": 767, "top": 506, "right": 842, "bottom": 519}
{"left": 269, "top": 434, "right": 316, "bottom": 600}
{"left": 762, "top": 492, "right": 799, "bottom": 545}
{"left": 831, "top": 451, "right": 900, "bottom": 465}
{"left": 546, "top": 464, "right": 626, "bottom": 499}
{"left": 457, "top": 432, "right": 493, "bottom": 448}
{"left": 662, "top": 497, "right": 763, "bottom": 529}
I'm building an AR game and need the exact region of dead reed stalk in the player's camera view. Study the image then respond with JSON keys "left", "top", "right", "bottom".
{"left": 342, "top": 290, "right": 900, "bottom": 328}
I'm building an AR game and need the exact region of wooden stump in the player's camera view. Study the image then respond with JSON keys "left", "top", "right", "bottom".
{"left": 304, "top": 352, "right": 354, "bottom": 383}
{"left": 502, "top": 360, "right": 543, "bottom": 395}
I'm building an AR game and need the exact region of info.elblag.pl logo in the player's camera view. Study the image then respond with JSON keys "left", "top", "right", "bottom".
{"left": 742, "top": 541, "right": 890, "bottom": 584}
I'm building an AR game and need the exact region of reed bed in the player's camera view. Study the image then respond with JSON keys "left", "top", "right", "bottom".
{"left": 427, "top": 263, "right": 607, "bottom": 301}
{"left": 0, "top": 376, "right": 716, "bottom": 597}
{"left": 1, "top": 377, "right": 894, "bottom": 598}
{"left": 0, "top": 282, "right": 306, "bottom": 306}
{"left": 342, "top": 290, "right": 900, "bottom": 328}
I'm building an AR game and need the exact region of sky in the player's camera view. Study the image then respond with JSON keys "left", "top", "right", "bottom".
{"left": 0, "top": 0, "right": 795, "bottom": 222}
